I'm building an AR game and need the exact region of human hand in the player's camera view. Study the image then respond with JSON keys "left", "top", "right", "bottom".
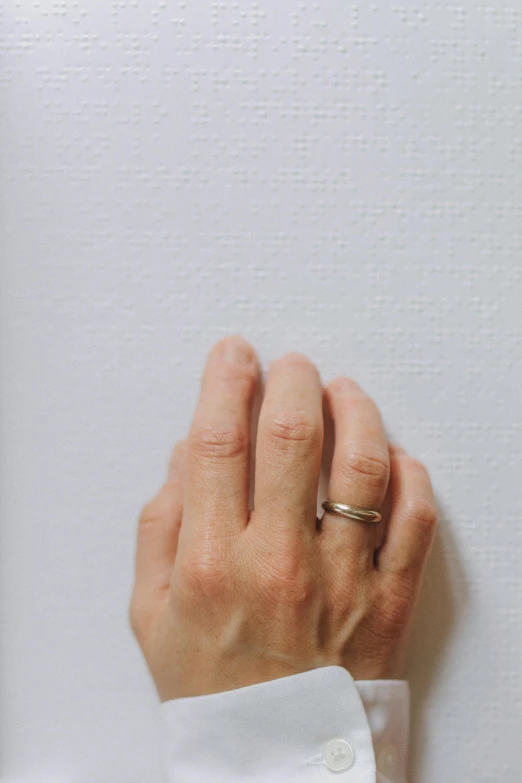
{"left": 129, "top": 336, "right": 437, "bottom": 702}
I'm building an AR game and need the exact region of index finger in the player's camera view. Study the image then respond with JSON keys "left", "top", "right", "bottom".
{"left": 182, "top": 335, "right": 260, "bottom": 542}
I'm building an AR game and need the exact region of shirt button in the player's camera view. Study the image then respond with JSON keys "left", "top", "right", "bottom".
{"left": 322, "top": 739, "right": 355, "bottom": 772}
{"left": 377, "top": 743, "right": 398, "bottom": 777}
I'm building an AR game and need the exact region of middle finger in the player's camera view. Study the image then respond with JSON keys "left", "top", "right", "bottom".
{"left": 253, "top": 353, "right": 324, "bottom": 540}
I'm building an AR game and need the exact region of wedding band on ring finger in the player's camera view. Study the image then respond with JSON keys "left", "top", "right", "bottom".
{"left": 320, "top": 378, "right": 391, "bottom": 554}
{"left": 321, "top": 499, "right": 382, "bottom": 524}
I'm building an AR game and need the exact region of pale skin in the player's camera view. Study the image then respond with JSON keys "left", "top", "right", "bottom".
{"left": 129, "top": 335, "right": 437, "bottom": 702}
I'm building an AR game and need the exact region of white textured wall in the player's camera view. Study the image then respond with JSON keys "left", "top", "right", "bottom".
{"left": 1, "top": 2, "right": 521, "bottom": 781}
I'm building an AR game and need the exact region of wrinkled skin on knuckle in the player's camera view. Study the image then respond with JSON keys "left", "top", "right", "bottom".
{"left": 404, "top": 497, "right": 438, "bottom": 534}
{"left": 138, "top": 497, "right": 164, "bottom": 527}
{"left": 189, "top": 422, "right": 247, "bottom": 461}
{"left": 176, "top": 542, "right": 232, "bottom": 604}
{"left": 253, "top": 541, "right": 316, "bottom": 610}
{"left": 266, "top": 409, "right": 322, "bottom": 450}
{"left": 337, "top": 444, "right": 389, "bottom": 487}
{"left": 370, "top": 577, "right": 416, "bottom": 642}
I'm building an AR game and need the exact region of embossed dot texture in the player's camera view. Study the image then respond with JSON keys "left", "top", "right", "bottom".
{"left": 1, "top": 2, "right": 521, "bottom": 782}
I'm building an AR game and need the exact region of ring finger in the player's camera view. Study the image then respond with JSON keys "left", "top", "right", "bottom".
{"left": 320, "top": 377, "right": 390, "bottom": 569}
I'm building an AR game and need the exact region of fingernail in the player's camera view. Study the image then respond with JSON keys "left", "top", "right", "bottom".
{"left": 330, "top": 377, "right": 360, "bottom": 394}
{"left": 221, "top": 338, "right": 253, "bottom": 365}
{"left": 391, "top": 443, "right": 407, "bottom": 454}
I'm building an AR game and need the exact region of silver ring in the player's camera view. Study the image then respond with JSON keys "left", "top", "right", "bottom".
{"left": 321, "top": 499, "right": 382, "bottom": 524}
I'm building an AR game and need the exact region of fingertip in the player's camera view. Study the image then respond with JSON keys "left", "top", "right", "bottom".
{"left": 214, "top": 335, "right": 258, "bottom": 366}
{"left": 327, "top": 376, "right": 362, "bottom": 395}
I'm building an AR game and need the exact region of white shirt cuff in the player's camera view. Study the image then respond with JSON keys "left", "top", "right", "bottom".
{"left": 160, "top": 665, "right": 409, "bottom": 783}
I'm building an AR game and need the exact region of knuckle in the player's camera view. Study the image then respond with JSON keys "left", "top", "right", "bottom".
{"left": 138, "top": 486, "right": 177, "bottom": 527}
{"left": 261, "top": 569, "right": 314, "bottom": 607}
{"left": 189, "top": 422, "right": 247, "bottom": 460}
{"left": 403, "top": 498, "right": 438, "bottom": 531}
{"left": 266, "top": 409, "right": 321, "bottom": 446}
{"left": 370, "top": 580, "right": 414, "bottom": 641}
{"left": 255, "top": 543, "right": 313, "bottom": 605}
{"left": 128, "top": 592, "right": 146, "bottom": 639}
{"left": 338, "top": 444, "right": 389, "bottom": 485}
{"left": 178, "top": 546, "right": 229, "bottom": 597}
{"left": 138, "top": 497, "right": 163, "bottom": 527}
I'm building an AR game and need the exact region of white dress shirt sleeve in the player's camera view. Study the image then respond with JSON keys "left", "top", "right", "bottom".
{"left": 160, "top": 664, "right": 409, "bottom": 783}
